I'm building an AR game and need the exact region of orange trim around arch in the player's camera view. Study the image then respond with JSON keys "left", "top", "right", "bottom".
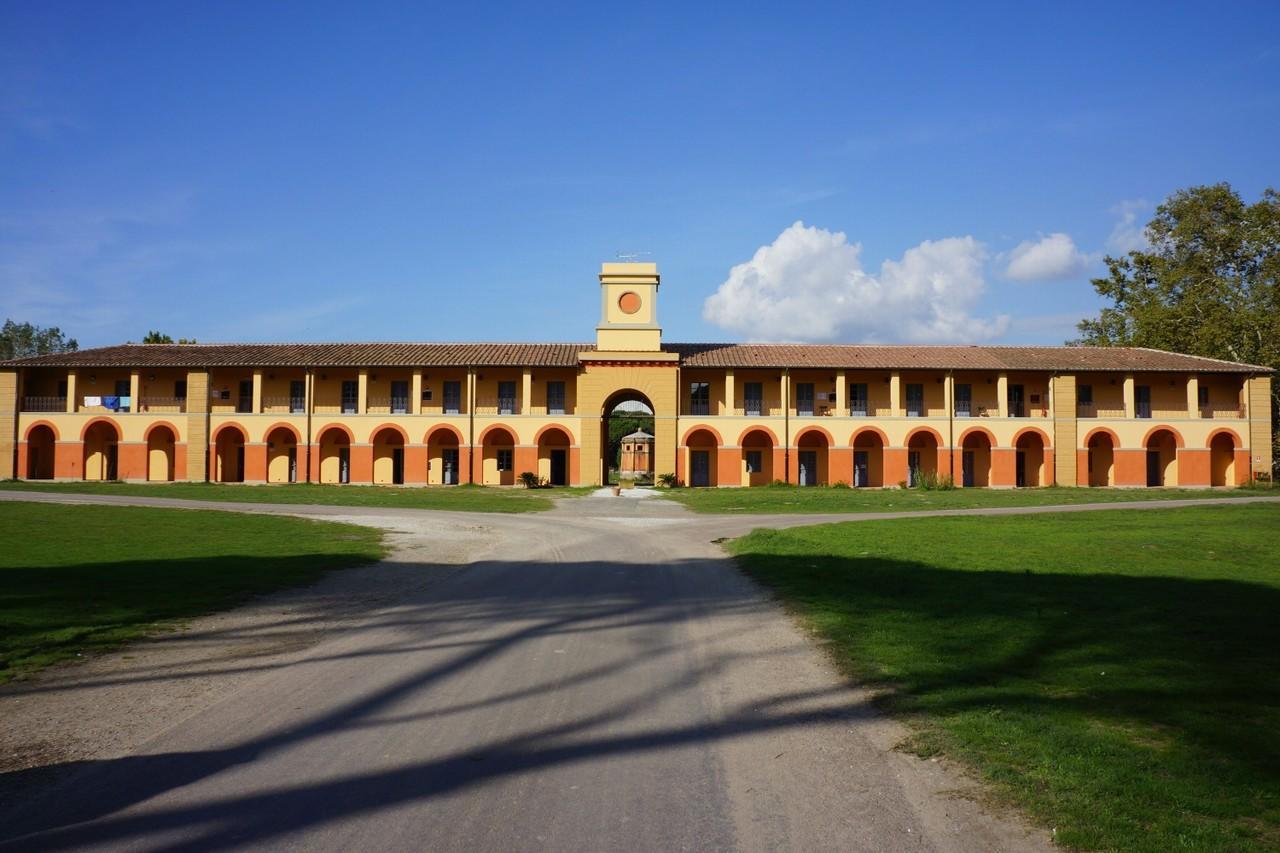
{"left": 957, "top": 425, "right": 998, "bottom": 446}
{"left": 79, "top": 417, "right": 122, "bottom": 441}
{"left": 478, "top": 423, "right": 518, "bottom": 445}
{"left": 1011, "top": 426, "right": 1052, "bottom": 448}
{"left": 534, "top": 423, "right": 574, "bottom": 445}
{"left": 681, "top": 424, "right": 724, "bottom": 446}
{"left": 904, "top": 425, "right": 945, "bottom": 446}
{"left": 143, "top": 420, "right": 181, "bottom": 442}
{"left": 423, "top": 423, "right": 465, "bottom": 445}
{"left": 262, "top": 421, "right": 303, "bottom": 443}
{"left": 369, "top": 422, "right": 411, "bottom": 444}
{"left": 848, "top": 425, "right": 889, "bottom": 446}
{"left": 1204, "top": 427, "right": 1243, "bottom": 449}
{"left": 792, "top": 425, "right": 834, "bottom": 446}
{"left": 737, "top": 425, "right": 780, "bottom": 446}
{"left": 315, "top": 423, "right": 355, "bottom": 444}
{"left": 1141, "top": 425, "right": 1185, "bottom": 449}
{"left": 23, "top": 420, "right": 61, "bottom": 442}
{"left": 1081, "top": 426, "right": 1121, "bottom": 447}
{"left": 210, "top": 421, "right": 249, "bottom": 443}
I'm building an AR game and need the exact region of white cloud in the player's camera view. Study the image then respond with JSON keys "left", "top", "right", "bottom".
{"left": 1003, "top": 233, "right": 1089, "bottom": 281}
{"left": 701, "top": 221, "right": 1008, "bottom": 343}
{"left": 1106, "top": 199, "right": 1149, "bottom": 254}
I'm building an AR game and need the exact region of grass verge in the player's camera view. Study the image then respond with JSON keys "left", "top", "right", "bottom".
{"left": 0, "top": 480, "right": 593, "bottom": 512}
{"left": 728, "top": 504, "right": 1279, "bottom": 851}
{"left": 0, "top": 502, "right": 385, "bottom": 683}
{"left": 663, "top": 482, "right": 1271, "bottom": 514}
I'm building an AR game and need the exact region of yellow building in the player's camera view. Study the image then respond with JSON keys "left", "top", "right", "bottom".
{"left": 0, "top": 262, "right": 1273, "bottom": 488}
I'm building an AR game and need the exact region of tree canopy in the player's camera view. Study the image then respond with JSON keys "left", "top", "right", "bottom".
{"left": 1074, "top": 183, "right": 1279, "bottom": 474}
{"left": 140, "top": 331, "right": 197, "bottom": 344}
{"left": 0, "top": 320, "right": 78, "bottom": 360}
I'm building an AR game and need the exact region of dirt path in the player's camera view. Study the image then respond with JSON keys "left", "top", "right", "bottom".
{"left": 5, "top": 490, "right": 1268, "bottom": 851}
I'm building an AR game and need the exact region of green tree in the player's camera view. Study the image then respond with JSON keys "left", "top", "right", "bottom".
{"left": 140, "top": 331, "right": 196, "bottom": 344}
{"left": 0, "top": 320, "right": 78, "bottom": 360}
{"left": 1073, "top": 183, "right": 1280, "bottom": 475}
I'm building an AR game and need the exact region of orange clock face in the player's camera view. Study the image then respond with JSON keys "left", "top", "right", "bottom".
{"left": 618, "top": 291, "right": 642, "bottom": 315}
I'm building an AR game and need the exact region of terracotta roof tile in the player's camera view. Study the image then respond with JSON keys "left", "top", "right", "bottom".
{"left": 1, "top": 342, "right": 1267, "bottom": 373}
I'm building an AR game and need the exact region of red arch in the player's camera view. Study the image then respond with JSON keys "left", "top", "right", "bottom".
{"left": 262, "top": 421, "right": 302, "bottom": 443}
{"left": 792, "top": 425, "right": 834, "bottom": 446}
{"left": 315, "top": 423, "right": 355, "bottom": 444}
{"left": 424, "top": 423, "right": 464, "bottom": 445}
{"left": 904, "top": 425, "right": 944, "bottom": 446}
{"left": 23, "top": 420, "right": 61, "bottom": 442}
{"left": 1081, "top": 426, "right": 1120, "bottom": 448}
{"left": 1142, "top": 425, "right": 1185, "bottom": 449}
{"left": 210, "top": 421, "right": 248, "bottom": 443}
{"left": 1011, "top": 426, "right": 1052, "bottom": 448}
{"left": 534, "top": 424, "right": 573, "bottom": 445}
{"left": 1204, "top": 427, "right": 1243, "bottom": 449}
{"left": 737, "top": 425, "right": 779, "bottom": 446}
{"left": 79, "top": 417, "right": 122, "bottom": 442}
{"left": 849, "top": 425, "right": 889, "bottom": 446}
{"left": 369, "top": 422, "right": 410, "bottom": 444}
{"left": 958, "top": 425, "right": 997, "bottom": 446}
{"left": 143, "top": 420, "right": 181, "bottom": 442}
{"left": 682, "top": 424, "right": 724, "bottom": 446}
{"left": 478, "top": 423, "right": 517, "bottom": 445}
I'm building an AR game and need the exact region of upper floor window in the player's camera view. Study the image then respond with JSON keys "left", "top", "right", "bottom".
{"left": 795, "top": 383, "right": 815, "bottom": 416}
{"left": 237, "top": 379, "right": 253, "bottom": 414}
{"left": 175, "top": 380, "right": 188, "bottom": 401}
{"left": 1135, "top": 385, "right": 1152, "bottom": 419}
{"left": 954, "top": 383, "right": 971, "bottom": 417}
{"left": 1197, "top": 386, "right": 1209, "bottom": 408}
{"left": 1007, "top": 383, "right": 1025, "bottom": 418}
{"left": 391, "top": 380, "right": 409, "bottom": 414}
{"left": 443, "top": 381, "right": 462, "bottom": 414}
{"left": 1078, "top": 384, "right": 1093, "bottom": 405}
{"left": 498, "top": 381, "right": 517, "bottom": 415}
{"left": 850, "top": 383, "right": 868, "bottom": 416}
{"left": 341, "top": 380, "right": 358, "bottom": 414}
{"left": 690, "top": 382, "right": 710, "bottom": 416}
{"left": 290, "top": 380, "right": 305, "bottom": 413}
{"left": 547, "top": 381, "right": 566, "bottom": 415}
{"left": 744, "top": 382, "right": 764, "bottom": 416}
{"left": 905, "top": 383, "right": 924, "bottom": 417}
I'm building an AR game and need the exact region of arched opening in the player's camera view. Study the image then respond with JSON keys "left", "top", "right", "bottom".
{"left": 684, "top": 427, "right": 719, "bottom": 487}
{"left": 426, "top": 427, "right": 461, "bottom": 485}
{"left": 146, "top": 425, "right": 176, "bottom": 482}
{"left": 481, "top": 426, "right": 516, "bottom": 486}
{"left": 961, "top": 431, "right": 992, "bottom": 487}
{"left": 602, "top": 390, "right": 654, "bottom": 485}
{"left": 1145, "top": 428, "right": 1179, "bottom": 487}
{"left": 1015, "top": 431, "right": 1046, "bottom": 487}
{"left": 1210, "top": 432, "right": 1236, "bottom": 487}
{"left": 851, "top": 430, "right": 885, "bottom": 488}
{"left": 214, "top": 426, "right": 246, "bottom": 483}
{"left": 741, "top": 428, "right": 775, "bottom": 486}
{"left": 1087, "top": 431, "right": 1115, "bottom": 487}
{"left": 372, "top": 427, "right": 406, "bottom": 485}
{"left": 26, "top": 424, "right": 56, "bottom": 480}
{"left": 83, "top": 420, "right": 120, "bottom": 481}
{"left": 906, "top": 430, "right": 939, "bottom": 487}
{"left": 318, "top": 427, "right": 351, "bottom": 484}
{"left": 266, "top": 426, "right": 299, "bottom": 483}
{"left": 795, "top": 429, "right": 829, "bottom": 487}
{"left": 537, "top": 427, "right": 572, "bottom": 486}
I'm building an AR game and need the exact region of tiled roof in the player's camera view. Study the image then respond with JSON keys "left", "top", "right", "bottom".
{"left": 1, "top": 342, "right": 1268, "bottom": 373}
{"left": 670, "top": 344, "right": 1270, "bottom": 373}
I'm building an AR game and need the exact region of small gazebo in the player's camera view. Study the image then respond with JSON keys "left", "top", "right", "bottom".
{"left": 618, "top": 429, "right": 654, "bottom": 480}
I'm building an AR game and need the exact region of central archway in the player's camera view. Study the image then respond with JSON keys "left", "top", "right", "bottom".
{"left": 601, "top": 389, "right": 655, "bottom": 486}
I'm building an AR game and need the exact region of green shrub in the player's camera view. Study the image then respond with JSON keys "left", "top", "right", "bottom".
{"left": 519, "top": 471, "right": 540, "bottom": 489}
{"left": 831, "top": 480, "right": 850, "bottom": 489}
{"left": 657, "top": 472, "right": 678, "bottom": 488}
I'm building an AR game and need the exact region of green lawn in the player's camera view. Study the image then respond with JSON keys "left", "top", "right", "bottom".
{"left": 729, "top": 504, "right": 1280, "bottom": 851}
{"left": 664, "top": 482, "right": 1271, "bottom": 514}
{"left": 0, "top": 502, "right": 385, "bottom": 683}
{"left": 0, "top": 480, "right": 593, "bottom": 512}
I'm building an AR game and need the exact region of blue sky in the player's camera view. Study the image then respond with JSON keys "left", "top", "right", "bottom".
{"left": 2, "top": 2, "right": 1278, "bottom": 348}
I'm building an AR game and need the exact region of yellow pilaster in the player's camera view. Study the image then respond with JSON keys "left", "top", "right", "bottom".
{"left": 890, "top": 372, "right": 902, "bottom": 417}
{"left": 943, "top": 373, "right": 953, "bottom": 417}
{"left": 1187, "top": 375, "right": 1199, "bottom": 418}
{"left": 1123, "top": 374, "right": 1135, "bottom": 418}
{"left": 0, "top": 370, "right": 16, "bottom": 479}
{"left": 836, "top": 370, "right": 847, "bottom": 414}
{"left": 1052, "top": 374, "right": 1078, "bottom": 486}
{"left": 186, "top": 370, "right": 210, "bottom": 482}
{"left": 357, "top": 369, "right": 368, "bottom": 415}
{"left": 723, "top": 370, "right": 735, "bottom": 416}
{"left": 781, "top": 372, "right": 790, "bottom": 419}
{"left": 66, "top": 370, "right": 77, "bottom": 413}
{"left": 252, "top": 369, "right": 263, "bottom": 414}
{"left": 1248, "top": 375, "right": 1272, "bottom": 479}
{"left": 411, "top": 370, "right": 423, "bottom": 415}
{"left": 522, "top": 368, "right": 532, "bottom": 415}
{"left": 997, "top": 372, "right": 1009, "bottom": 418}
{"left": 129, "top": 371, "right": 140, "bottom": 413}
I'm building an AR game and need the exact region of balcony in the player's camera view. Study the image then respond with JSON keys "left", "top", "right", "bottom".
{"left": 262, "top": 395, "right": 307, "bottom": 414}
{"left": 21, "top": 396, "right": 67, "bottom": 412}
{"left": 138, "top": 396, "right": 187, "bottom": 413}
{"left": 366, "top": 396, "right": 411, "bottom": 415}
{"left": 474, "top": 397, "right": 520, "bottom": 416}
{"left": 1201, "top": 405, "right": 1244, "bottom": 419}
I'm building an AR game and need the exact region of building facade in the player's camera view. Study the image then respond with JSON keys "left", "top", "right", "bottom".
{"left": 1, "top": 262, "right": 1273, "bottom": 488}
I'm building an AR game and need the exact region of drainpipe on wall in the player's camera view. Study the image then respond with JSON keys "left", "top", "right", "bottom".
{"left": 305, "top": 367, "right": 313, "bottom": 483}
{"left": 783, "top": 367, "right": 790, "bottom": 483}
{"left": 947, "top": 369, "right": 955, "bottom": 482}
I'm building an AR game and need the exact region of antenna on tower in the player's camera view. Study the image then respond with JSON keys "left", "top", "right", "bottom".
{"left": 615, "top": 251, "right": 652, "bottom": 263}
